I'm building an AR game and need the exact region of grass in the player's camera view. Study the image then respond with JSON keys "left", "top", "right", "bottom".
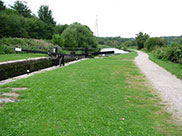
{"left": 148, "top": 52, "right": 182, "bottom": 79}
{"left": 0, "top": 53, "right": 47, "bottom": 62}
{"left": 0, "top": 52, "right": 181, "bottom": 135}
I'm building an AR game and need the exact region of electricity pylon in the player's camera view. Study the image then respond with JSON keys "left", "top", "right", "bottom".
{"left": 95, "top": 15, "right": 99, "bottom": 37}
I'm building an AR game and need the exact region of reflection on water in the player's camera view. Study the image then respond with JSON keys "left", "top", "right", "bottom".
{"left": 101, "top": 48, "right": 129, "bottom": 56}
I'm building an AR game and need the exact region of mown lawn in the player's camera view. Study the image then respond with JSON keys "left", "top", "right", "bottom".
{"left": 148, "top": 52, "right": 182, "bottom": 79}
{"left": 0, "top": 52, "right": 180, "bottom": 135}
{"left": 0, "top": 53, "right": 47, "bottom": 62}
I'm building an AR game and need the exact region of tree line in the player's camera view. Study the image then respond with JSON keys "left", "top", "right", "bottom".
{"left": 97, "top": 37, "right": 135, "bottom": 48}
{"left": 135, "top": 32, "right": 182, "bottom": 64}
{"left": 0, "top": 0, "right": 98, "bottom": 49}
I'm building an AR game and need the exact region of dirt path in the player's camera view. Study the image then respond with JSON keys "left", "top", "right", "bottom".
{"left": 135, "top": 51, "right": 182, "bottom": 124}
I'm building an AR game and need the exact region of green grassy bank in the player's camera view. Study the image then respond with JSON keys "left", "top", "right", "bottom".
{"left": 148, "top": 52, "right": 182, "bottom": 79}
{"left": 0, "top": 53, "right": 47, "bottom": 62}
{"left": 0, "top": 52, "right": 180, "bottom": 135}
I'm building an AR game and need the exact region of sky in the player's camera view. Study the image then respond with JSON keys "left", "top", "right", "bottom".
{"left": 4, "top": 0, "right": 182, "bottom": 38}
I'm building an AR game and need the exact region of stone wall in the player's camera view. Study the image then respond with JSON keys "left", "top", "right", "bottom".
{"left": 0, "top": 57, "right": 52, "bottom": 81}
{"left": 0, "top": 55, "right": 85, "bottom": 81}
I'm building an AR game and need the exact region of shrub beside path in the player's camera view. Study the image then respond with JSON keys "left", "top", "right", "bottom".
{"left": 135, "top": 51, "right": 182, "bottom": 124}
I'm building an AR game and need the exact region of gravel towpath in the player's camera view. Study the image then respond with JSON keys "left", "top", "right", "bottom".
{"left": 135, "top": 51, "right": 182, "bottom": 124}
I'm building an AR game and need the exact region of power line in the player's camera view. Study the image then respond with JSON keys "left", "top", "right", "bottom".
{"left": 95, "top": 15, "right": 99, "bottom": 37}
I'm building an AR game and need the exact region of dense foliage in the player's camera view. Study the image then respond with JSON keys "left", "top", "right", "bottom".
{"left": 119, "top": 40, "right": 137, "bottom": 50}
{"left": 38, "top": 5, "right": 56, "bottom": 26}
{"left": 51, "top": 34, "right": 65, "bottom": 47}
{"left": 97, "top": 36, "right": 134, "bottom": 47}
{"left": 0, "top": 0, "right": 5, "bottom": 11}
{"left": 0, "top": 9, "right": 28, "bottom": 38}
{"left": 162, "top": 36, "right": 182, "bottom": 45}
{"left": 0, "top": 37, "right": 60, "bottom": 54}
{"left": 0, "top": 0, "right": 98, "bottom": 50}
{"left": 54, "top": 24, "right": 69, "bottom": 35}
{"left": 0, "top": 7, "right": 54, "bottom": 39}
{"left": 135, "top": 32, "right": 149, "bottom": 49}
{"left": 61, "top": 23, "right": 98, "bottom": 48}
{"left": 152, "top": 44, "right": 182, "bottom": 64}
{"left": 10, "top": 0, "right": 32, "bottom": 18}
{"left": 144, "top": 37, "right": 166, "bottom": 51}
{"left": 134, "top": 32, "right": 182, "bottom": 64}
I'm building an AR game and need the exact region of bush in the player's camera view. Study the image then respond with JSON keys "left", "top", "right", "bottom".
{"left": 153, "top": 44, "right": 182, "bottom": 64}
{"left": 0, "top": 37, "right": 60, "bottom": 54}
{"left": 0, "top": 45, "right": 6, "bottom": 54}
{"left": 61, "top": 23, "right": 98, "bottom": 48}
{"left": 51, "top": 34, "right": 65, "bottom": 47}
{"left": 144, "top": 37, "right": 166, "bottom": 51}
{"left": 119, "top": 40, "right": 132, "bottom": 50}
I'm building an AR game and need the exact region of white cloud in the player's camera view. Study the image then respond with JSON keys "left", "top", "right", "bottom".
{"left": 4, "top": 0, "right": 182, "bottom": 37}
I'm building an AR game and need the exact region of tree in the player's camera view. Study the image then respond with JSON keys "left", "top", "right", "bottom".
{"left": 25, "top": 17, "right": 48, "bottom": 39}
{"left": 144, "top": 37, "right": 166, "bottom": 51}
{"left": 10, "top": 0, "right": 32, "bottom": 17}
{"left": 135, "top": 32, "right": 149, "bottom": 49}
{"left": 120, "top": 40, "right": 132, "bottom": 50}
{"left": 54, "top": 24, "right": 68, "bottom": 35}
{"left": 52, "top": 34, "right": 65, "bottom": 47}
{"left": 61, "top": 23, "right": 98, "bottom": 48}
{"left": 38, "top": 5, "right": 56, "bottom": 26}
{"left": 96, "top": 36, "right": 132, "bottom": 47}
{"left": 0, "top": 10, "right": 28, "bottom": 38}
{"left": 0, "top": 9, "right": 53, "bottom": 39}
{"left": 26, "top": 17, "right": 54, "bottom": 39}
{"left": 0, "top": 0, "right": 5, "bottom": 11}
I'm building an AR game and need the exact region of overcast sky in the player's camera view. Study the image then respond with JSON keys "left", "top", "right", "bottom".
{"left": 4, "top": 0, "right": 182, "bottom": 38}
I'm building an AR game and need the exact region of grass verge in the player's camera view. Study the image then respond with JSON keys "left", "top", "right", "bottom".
{"left": 148, "top": 52, "right": 182, "bottom": 79}
{"left": 0, "top": 52, "right": 180, "bottom": 135}
{"left": 0, "top": 53, "right": 47, "bottom": 62}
